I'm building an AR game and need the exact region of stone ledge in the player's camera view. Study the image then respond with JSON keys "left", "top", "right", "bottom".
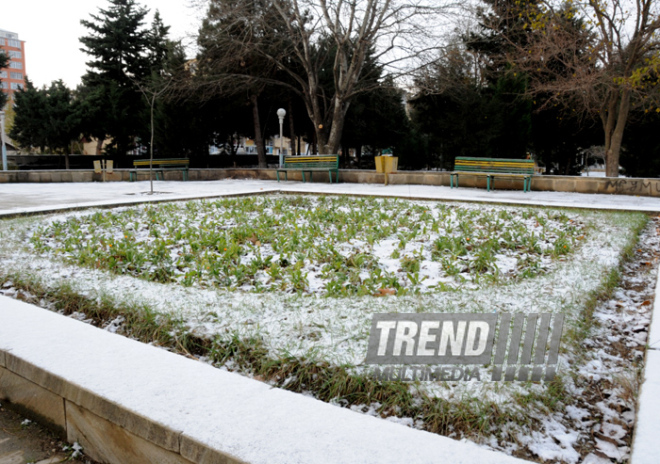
{"left": 66, "top": 401, "right": 193, "bottom": 464}
{"left": 0, "top": 296, "right": 532, "bottom": 464}
{"left": 179, "top": 435, "right": 248, "bottom": 464}
{"left": 4, "top": 351, "right": 181, "bottom": 452}
{"left": 630, "top": 257, "right": 660, "bottom": 463}
{"left": 646, "top": 269, "right": 660, "bottom": 350}
{"left": 1, "top": 168, "right": 660, "bottom": 197}
{"left": 0, "top": 365, "right": 66, "bottom": 436}
{"left": 630, "top": 350, "right": 660, "bottom": 464}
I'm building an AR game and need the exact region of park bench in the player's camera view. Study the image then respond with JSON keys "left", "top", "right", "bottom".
{"left": 450, "top": 157, "right": 535, "bottom": 192}
{"left": 276, "top": 155, "right": 340, "bottom": 183}
{"left": 129, "top": 158, "right": 189, "bottom": 181}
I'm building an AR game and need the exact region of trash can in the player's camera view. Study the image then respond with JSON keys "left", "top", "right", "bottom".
{"left": 375, "top": 155, "right": 385, "bottom": 173}
{"left": 383, "top": 156, "right": 398, "bottom": 174}
{"left": 375, "top": 155, "right": 398, "bottom": 184}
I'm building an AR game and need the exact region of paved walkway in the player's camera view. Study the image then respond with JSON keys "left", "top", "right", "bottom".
{"left": 1, "top": 179, "right": 660, "bottom": 216}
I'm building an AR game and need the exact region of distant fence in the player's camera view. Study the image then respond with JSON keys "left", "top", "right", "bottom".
{"left": 7, "top": 154, "right": 283, "bottom": 170}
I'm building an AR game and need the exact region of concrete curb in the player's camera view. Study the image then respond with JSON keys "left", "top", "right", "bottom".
{"left": 0, "top": 297, "right": 529, "bottom": 464}
{"left": 630, "top": 268, "right": 660, "bottom": 464}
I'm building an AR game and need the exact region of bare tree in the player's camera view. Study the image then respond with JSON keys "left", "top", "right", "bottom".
{"left": 133, "top": 72, "right": 174, "bottom": 194}
{"left": 196, "top": 0, "right": 455, "bottom": 154}
{"left": 489, "top": 0, "right": 660, "bottom": 176}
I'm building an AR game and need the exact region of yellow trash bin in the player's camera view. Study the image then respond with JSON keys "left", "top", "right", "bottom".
{"left": 375, "top": 156, "right": 385, "bottom": 173}
{"left": 383, "top": 156, "right": 398, "bottom": 174}
{"left": 375, "top": 155, "right": 398, "bottom": 185}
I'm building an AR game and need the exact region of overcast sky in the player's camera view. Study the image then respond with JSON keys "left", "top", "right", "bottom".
{"left": 2, "top": 0, "right": 203, "bottom": 89}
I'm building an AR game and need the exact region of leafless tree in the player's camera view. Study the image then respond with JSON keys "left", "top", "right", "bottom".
{"left": 195, "top": 0, "right": 456, "bottom": 154}
{"left": 492, "top": 0, "right": 660, "bottom": 176}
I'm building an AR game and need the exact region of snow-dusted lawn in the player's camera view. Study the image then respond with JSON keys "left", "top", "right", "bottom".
{"left": 0, "top": 193, "right": 652, "bottom": 463}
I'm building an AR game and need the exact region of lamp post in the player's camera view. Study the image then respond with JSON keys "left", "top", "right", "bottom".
{"left": 277, "top": 108, "right": 286, "bottom": 167}
{"left": 0, "top": 111, "right": 7, "bottom": 171}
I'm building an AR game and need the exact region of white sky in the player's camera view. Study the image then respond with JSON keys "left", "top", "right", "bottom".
{"left": 2, "top": 0, "right": 203, "bottom": 89}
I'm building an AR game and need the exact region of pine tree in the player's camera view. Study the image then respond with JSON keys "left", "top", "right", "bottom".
{"left": 10, "top": 79, "right": 81, "bottom": 167}
{"left": 79, "top": 0, "right": 152, "bottom": 156}
{"left": 9, "top": 78, "right": 48, "bottom": 151}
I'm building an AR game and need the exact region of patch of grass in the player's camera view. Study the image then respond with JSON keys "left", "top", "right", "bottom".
{"left": 26, "top": 196, "right": 589, "bottom": 295}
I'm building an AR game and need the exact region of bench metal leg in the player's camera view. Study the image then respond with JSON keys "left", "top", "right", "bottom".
{"left": 450, "top": 174, "right": 457, "bottom": 188}
{"left": 276, "top": 171, "right": 280, "bottom": 182}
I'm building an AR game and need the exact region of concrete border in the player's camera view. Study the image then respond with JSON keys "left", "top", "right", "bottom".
{"left": 0, "top": 297, "right": 528, "bottom": 464}
{"left": 1, "top": 167, "right": 660, "bottom": 197}
{"left": 630, "top": 268, "right": 660, "bottom": 464}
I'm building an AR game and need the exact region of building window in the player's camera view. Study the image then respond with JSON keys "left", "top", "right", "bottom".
{"left": 10, "top": 72, "right": 23, "bottom": 80}
{"left": 10, "top": 83, "right": 23, "bottom": 90}
{"left": 0, "top": 82, "right": 7, "bottom": 89}
{"left": 8, "top": 51, "right": 22, "bottom": 59}
{"left": 7, "top": 39, "right": 20, "bottom": 48}
{"left": 0, "top": 39, "right": 5, "bottom": 46}
{"left": 0, "top": 71, "right": 6, "bottom": 78}
{"left": 9, "top": 62, "right": 22, "bottom": 69}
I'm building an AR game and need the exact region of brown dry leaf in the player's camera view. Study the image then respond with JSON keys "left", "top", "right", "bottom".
{"left": 641, "top": 300, "right": 652, "bottom": 306}
{"left": 247, "top": 234, "right": 261, "bottom": 246}
{"left": 375, "top": 288, "right": 396, "bottom": 297}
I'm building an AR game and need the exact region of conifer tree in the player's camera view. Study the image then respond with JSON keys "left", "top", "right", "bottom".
{"left": 79, "top": 0, "right": 152, "bottom": 156}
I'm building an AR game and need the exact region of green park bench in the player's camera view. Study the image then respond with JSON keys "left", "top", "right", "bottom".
{"left": 129, "top": 158, "right": 189, "bottom": 181}
{"left": 450, "top": 157, "right": 536, "bottom": 192}
{"left": 276, "top": 155, "right": 340, "bottom": 183}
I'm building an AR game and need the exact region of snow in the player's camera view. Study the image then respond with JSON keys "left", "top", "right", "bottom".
{"left": 631, "top": 350, "right": 660, "bottom": 464}
{"left": 1, "top": 179, "right": 659, "bottom": 463}
{"left": 1, "top": 178, "right": 660, "bottom": 217}
{"left": 0, "top": 296, "right": 528, "bottom": 464}
{"left": 647, "top": 269, "right": 660, "bottom": 349}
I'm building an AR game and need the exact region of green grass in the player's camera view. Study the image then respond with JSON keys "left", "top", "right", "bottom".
{"left": 27, "top": 196, "right": 587, "bottom": 296}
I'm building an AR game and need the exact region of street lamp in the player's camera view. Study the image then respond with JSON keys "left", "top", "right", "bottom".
{"left": 0, "top": 111, "right": 7, "bottom": 172}
{"left": 277, "top": 108, "right": 286, "bottom": 167}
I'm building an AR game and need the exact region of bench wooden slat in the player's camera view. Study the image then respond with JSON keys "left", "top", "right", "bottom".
{"left": 451, "top": 157, "right": 535, "bottom": 192}
{"left": 277, "top": 155, "right": 339, "bottom": 183}
{"left": 129, "top": 158, "right": 189, "bottom": 182}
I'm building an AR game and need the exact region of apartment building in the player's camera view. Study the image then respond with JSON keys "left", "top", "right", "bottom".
{"left": 0, "top": 29, "right": 27, "bottom": 105}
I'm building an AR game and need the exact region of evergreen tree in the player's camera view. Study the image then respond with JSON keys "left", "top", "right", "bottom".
{"left": 79, "top": 0, "right": 152, "bottom": 156}
{"left": 10, "top": 79, "right": 81, "bottom": 167}
{"left": 9, "top": 78, "right": 48, "bottom": 151}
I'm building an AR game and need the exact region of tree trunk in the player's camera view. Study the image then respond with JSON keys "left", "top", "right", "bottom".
{"left": 96, "top": 139, "right": 103, "bottom": 156}
{"left": 288, "top": 99, "right": 296, "bottom": 156}
{"left": 250, "top": 94, "right": 267, "bottom": 168}
{"left": 604, "top": 88, "right": 631, "bottom": 178}
{"left": 322, "top": 97, "right": 350, "bottom": 155}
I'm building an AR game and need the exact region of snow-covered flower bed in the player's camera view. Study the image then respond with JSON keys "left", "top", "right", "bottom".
{"left": 0, "top": 194, "right": 653, "bottom": 463}
{"left": 27, "top": 195, "right": 585, "bottom": 295}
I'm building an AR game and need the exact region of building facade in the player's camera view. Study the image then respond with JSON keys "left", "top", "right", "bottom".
{"left": 0, "top": 29, "right": 27, "bottom": 105}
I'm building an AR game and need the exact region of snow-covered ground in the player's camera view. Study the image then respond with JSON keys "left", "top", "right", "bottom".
{"left": 1, "top": 178, "right": 660, "bottom": 215}
{"left": 0, "top": 179, "right": 658, "bottom": 463}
